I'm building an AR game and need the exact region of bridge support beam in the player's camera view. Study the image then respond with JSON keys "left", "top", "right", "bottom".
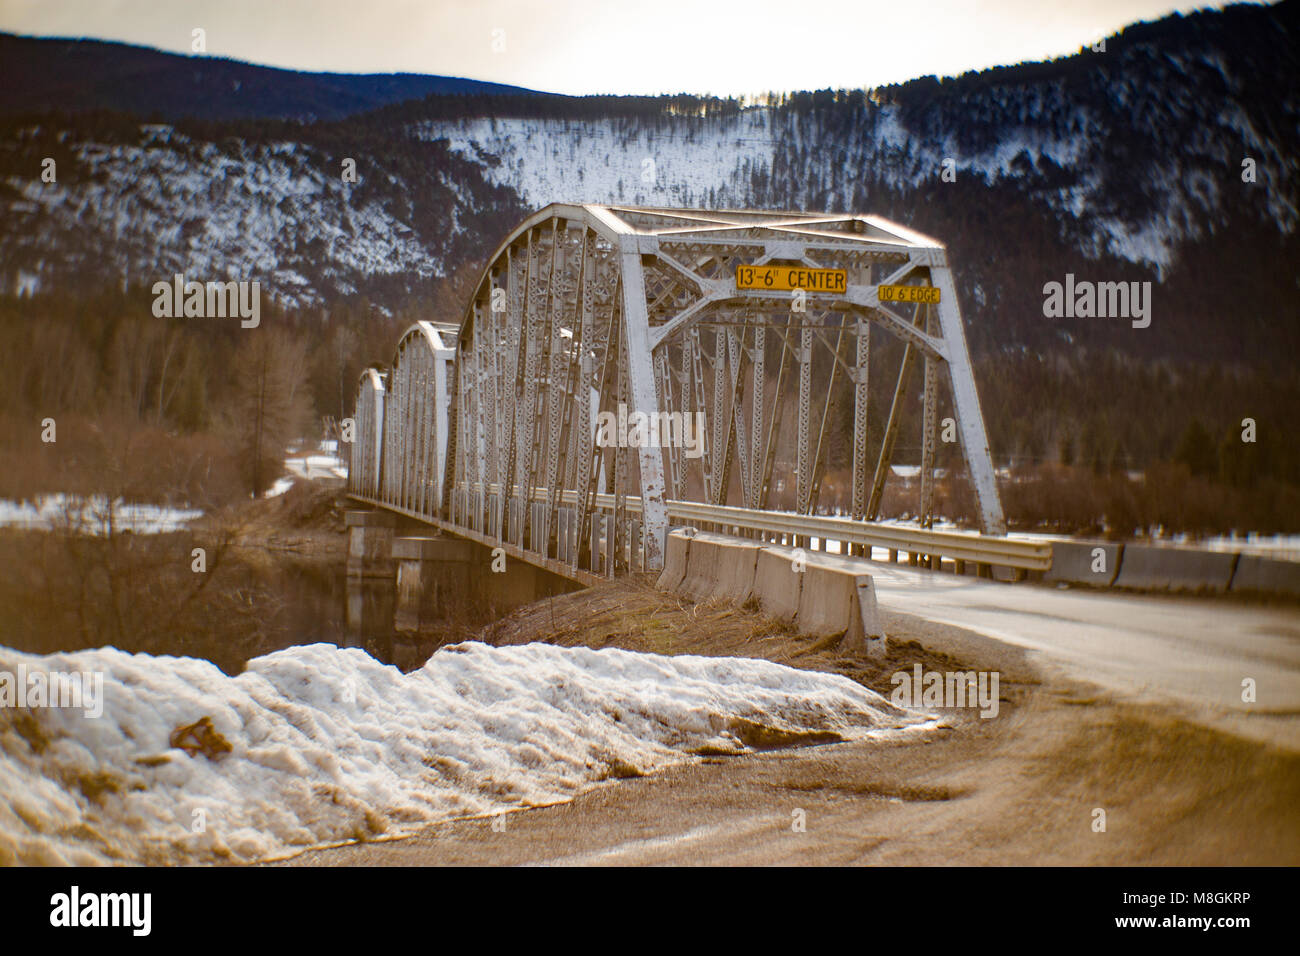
{"left": 931, "top": 259, "right": 1006, "bottom": 535}
{"left": 619, "top": 244, "right": 668, "bottom": 569}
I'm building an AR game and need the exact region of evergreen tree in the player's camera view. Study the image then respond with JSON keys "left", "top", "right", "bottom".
{"left": 1174, "top": 420, "right": 1216, "bottom": 478}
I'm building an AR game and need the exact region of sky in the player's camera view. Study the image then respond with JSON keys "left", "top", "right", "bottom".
{"left": 0, "top": 0, "right": 1236, "bottom": 96}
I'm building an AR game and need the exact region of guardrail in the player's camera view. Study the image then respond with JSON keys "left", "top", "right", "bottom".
{"left": 350, "top": 484, "right": 1300, "bottom": 597}
{"left": 651, "top": 498, "right": 1051, "bottom": 572}
{"left": 444, "top": 483, "right": 1052, "bottom": 576}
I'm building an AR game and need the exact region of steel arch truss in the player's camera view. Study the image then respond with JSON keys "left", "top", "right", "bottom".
{"left": 366, "top": 321, "right": 455, "bottom": 516}
{"left": 351, "top": 203, "right": 1006, "bottom": 575}
{"left": 346, "top": 367, "right": 386, "bottom": 499}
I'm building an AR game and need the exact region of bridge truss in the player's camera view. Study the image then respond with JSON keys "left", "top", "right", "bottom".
{"left": 349, "top": 204, "right": 1006, "bottom": 574}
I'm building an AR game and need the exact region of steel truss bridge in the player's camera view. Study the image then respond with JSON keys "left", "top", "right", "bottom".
{"left": 347, "top": 204, "right": 1038, "bottom": 582}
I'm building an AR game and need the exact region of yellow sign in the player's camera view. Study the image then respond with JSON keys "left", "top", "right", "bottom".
{"left": 878, "top": 284, "right": 941, "bottom": 304}
{"left": 735, "top": 264, "right": 847, "bottom": 294}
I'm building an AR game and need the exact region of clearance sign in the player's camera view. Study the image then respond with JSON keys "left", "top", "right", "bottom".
{"left": 735, "top": 264, "right": 847, "bottom": 294}
{"left": 878, "top": 284, "right": 941, "bottom": 304}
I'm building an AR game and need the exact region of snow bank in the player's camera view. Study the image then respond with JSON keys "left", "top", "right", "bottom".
{"left": 0, "top": 642, "right": 930, "bottom": 865}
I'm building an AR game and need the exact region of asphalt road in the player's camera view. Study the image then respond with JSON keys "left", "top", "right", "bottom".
{"left": 862, "top": 561, "right": 1300, "bottom": 748}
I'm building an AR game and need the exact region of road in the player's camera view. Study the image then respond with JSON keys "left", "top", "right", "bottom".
{"left": 861, "top": 560, "right": 1300, "bottom": 748}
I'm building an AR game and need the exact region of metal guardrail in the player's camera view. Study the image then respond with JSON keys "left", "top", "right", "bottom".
{"left": 463, "top": 484, "right": 1052, "bottom": 573}
{"left": 651, "top": 499, "right": 1052, "bottom": 571}
{"left": 351, "top": 483, "right": 1300, "bottom": 596}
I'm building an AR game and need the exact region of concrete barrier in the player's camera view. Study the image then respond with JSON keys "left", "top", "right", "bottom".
{"left": 788, "top": 556, "right": 887, "bottom": 654}
{"left": 1229, "top": 555, "right": 1300, "bottom": 598}
{"left": 797, "top": 560, "right": 859, "bottom": 636}
{"left": 1046, "top": 540, "right": 1123, "bottom": 587}
{"left": 663, "top": 534, "right": 887, "bottom": 652}
{"left": 851, "top": 576, "right": 888, "bottom": 659}
{"left": 709, "top": 540, "right": 763, "bottom": 604}
{"left": 1113, "top": 544, "right": 1237, "bottom": 593}
{"left": 681, "top": 536, "right": 726, "bottom": 602}
{"left": 656, "top": 529, "right": 693, "bottom": 592}
{"left": 752, "top": 547, "right": 802, "bottom": 621}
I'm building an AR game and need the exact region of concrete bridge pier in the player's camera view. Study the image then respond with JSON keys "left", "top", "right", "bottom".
{"left": 345, "top": 575, "right": 395, "bottom": 661}
{"left": 479, "top": 555, "right": 581, "bottom": 609}
{"left": 345, "top": 505, "right": 586, "bottom": 641}
{"left": 346, "top": 509, "right": 397, "bottom": 578}
{"left": 393, "top": 536, "right": 477, "bottom": 632}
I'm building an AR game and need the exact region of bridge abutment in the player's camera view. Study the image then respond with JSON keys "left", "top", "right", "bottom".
{"left": 390, "top": 534, "right": 581, "bottom": 632}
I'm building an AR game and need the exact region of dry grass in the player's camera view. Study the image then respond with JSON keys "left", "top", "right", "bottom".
{"left": 482, "top": 576, "right": 979, "bottom": 700}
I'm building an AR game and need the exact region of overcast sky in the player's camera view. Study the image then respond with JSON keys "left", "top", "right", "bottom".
{"left": 1, "top": 0, "right": 1235, "bottom": 96}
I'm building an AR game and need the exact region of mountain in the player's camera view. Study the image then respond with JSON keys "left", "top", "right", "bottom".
{"left": 389, "top": 2, "right": 1298, "bottom": 364}
{"left": 0, "top": 111, "right": 528, "bottom": 309}
{"left": 0, "top": 2, "right": 1296, "bottom": 357}
{"left": 2, "top": 3, "right": 1298, "bottom": 508}
{"left": 0, "top": 34, "right": 538, "bottom": 121}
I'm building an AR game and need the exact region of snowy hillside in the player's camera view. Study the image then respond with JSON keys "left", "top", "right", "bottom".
{"left": 6, "top": 129, "right": 435, "bottom": 306}
{"left": 0, "top": 2, "right": 1294, "bottom": 361}
{"left": 0, "top": 118, "right": 528, "bottom": 309}
{"left": 420, "top": 111, "right": 780, "bottom": 211}
{"left": 425, "top": 105, "right": 1180, "bottom": 267}
{"left": 419, "top": 43, "right": 1297, "bottom": 279}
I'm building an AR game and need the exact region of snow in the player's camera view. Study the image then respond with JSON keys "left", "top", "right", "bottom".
{"left": 421, "top": 113, "right": 777, "bottom": 210}
{"left": 0, "top": 642, "right": 932, "bottom": 864}
{"left": 1173, "top": 532, "right": 1300, "bottom": 562}
{"left": 262, "top": 477, "right": 295, "bottom": 499}
{"left": 280, "top": 439, "right": 349, "bottom": 489}
{"left": 0, "top": 495, "right": 201, "bottom": 534}
{"left": 284, "top": 453, "right": 347, "bottom": 480}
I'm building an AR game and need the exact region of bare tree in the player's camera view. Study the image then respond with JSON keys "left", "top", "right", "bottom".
{"left": 154, "top": 327, "right": 192, "bottom": 423}
{"left": 231, "top": 328, "right": 312, "bottom": 496}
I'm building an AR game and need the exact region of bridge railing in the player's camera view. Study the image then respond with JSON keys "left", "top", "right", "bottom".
{"left": 445, "top": 483, "right": 1051, "bottom": 579}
